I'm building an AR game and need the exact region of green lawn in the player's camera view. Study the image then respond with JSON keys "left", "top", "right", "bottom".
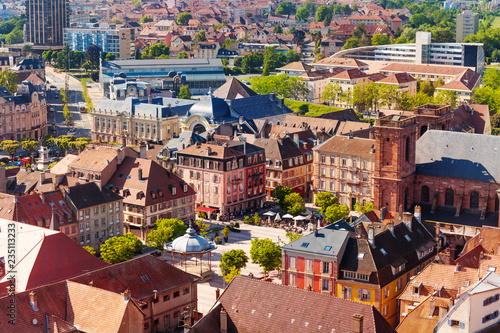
{"left": 491, "top": 17, "right": 500, "bottom": 28}
{"left": 285, "top": 99, "right": 344, "bottom": 117}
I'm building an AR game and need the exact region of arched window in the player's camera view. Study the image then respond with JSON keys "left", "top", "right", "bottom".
{"left": 421, "top": 186, "right": 430, "bottom": 203}
{"left": 405, "top": 137, "right": 410, "bottom": 162}
{"left": 420, "top": 125, "right": 428, "bottom": 137}
{"left": 470, "top": 191, "right": 479, "bottom": 210}
{"left": 445, "top": 188, "right": 454, "bottom": 206}
{"left": 193, "top": 123, "right": 206, "bottom": 133}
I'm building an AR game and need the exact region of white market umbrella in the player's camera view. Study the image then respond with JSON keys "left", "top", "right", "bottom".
{"left": 263, "top": 211, "right": 277, "bottom": 216}
{"left": 283, "top": 214, "right": 294, "bottom": 219}
{"left": 293, "top": 215, "right": 307, "bottom": 221}
{"left": 274, "top": 213, "right": 281, "bottom": 221}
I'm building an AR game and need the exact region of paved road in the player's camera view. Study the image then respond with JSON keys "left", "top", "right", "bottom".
{"left": 45, "top": 67, "right": 92, "bottom": 138}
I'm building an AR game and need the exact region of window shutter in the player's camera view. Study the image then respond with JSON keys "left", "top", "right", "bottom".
{"left": 358, "top": 288, "right": 362, "bottom": 300}
{"left": 320, "top": 261, "right": 323, "bottom": 274}
{"left": 329, "top": 262, "right": 333, "bottom": 275}
{"left": 367, "top": 290, "right": 371, "bottom": 301}
{"left": 459, "top": 322, "right": 465, "bottom": 329}
{"left": 320, "top": 278, "right": 323, "bottom": 290}
{"left": 484, "top": 300, "right": 488, "bottom": 306}
{"left": 329, "top": 280, "right": 333, "bottom": 293}
{"left": 448, "top": 319, "right": 452, "bottom": 326}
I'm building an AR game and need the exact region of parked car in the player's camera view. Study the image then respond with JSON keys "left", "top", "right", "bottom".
{"left": 50, "top": 85, "right": 56, "bottom": 89}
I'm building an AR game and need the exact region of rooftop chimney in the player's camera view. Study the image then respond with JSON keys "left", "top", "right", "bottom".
{"left": 215, "top": 288, "right": 220, "bottom": 300}
{"left": 206, "top": 147, "right": 211, "bottom": 156}
{"left": 429, "top": 298, "right": 436, "bottom": 317}
{"left": 40, "top": 171, "right": 45, "bottom": 184}
{"left": 29, "top": 291, "right": 38, "bottom": 311}
{"left": 388, "top": 221, "right": 395, "bottom": 236}
{"left": 293, "top": 134, "right": 299, "bottom": 147}
{"left": 138, "top": 168, "right": 143, "bottom": 181}
{"left": 140, "top": 143, "right": 146, "bottom": 159}
{"left": 239, "top": 116, "right": 243, "bottom": 124}
{"left": 352, "top": 314, "right": 364, "bottom": 333}
{"left": 455, "top": 264, "right": 460, "bottom": 272}
{"left": 403, "top": 212, "right": 412, "bottom": 230}
{"left": 123, "top": 289, "right": 131, "bottom": 302}
{"left": 368, "top": 227, "right": 374, "bottom": 246}
{"left": 220, "top": 308, "right": 228, "bottom": 333}
{"left": 414, "top": 205, "right": 422, "bottom": 223}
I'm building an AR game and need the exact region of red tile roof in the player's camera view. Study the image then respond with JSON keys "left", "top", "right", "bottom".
{"left": 331, "top": 68, "right": 369, "bottom": 80}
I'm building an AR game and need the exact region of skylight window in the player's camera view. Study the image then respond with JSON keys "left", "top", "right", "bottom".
{"left": 488, "top": 266, "right": 496, "bottom": 272}
{"left": 324, "top": 246, "right": 332, "bottom": 251}
{"left": 380, "top": 248, "right": 387, "bottom": 255}
{"left": 404, "top": 235, "right": 411, "bottom": 242}
{"left": 301, "top": 242, "right": 309, "bottom": 248}
{"left": 358, "top": 253, "right": 365, "bottom": 259}
{"left": 140, "top": 275, "right": 149, "bottom": 282}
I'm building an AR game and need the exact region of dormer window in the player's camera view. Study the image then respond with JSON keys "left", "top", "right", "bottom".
{"left": 171, "top": 187, "right": 176, "bottom": 195}
{"left": 183, "top": 184, "right": 188, "bottom": 192}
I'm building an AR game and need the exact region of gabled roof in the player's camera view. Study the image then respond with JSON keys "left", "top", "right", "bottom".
{"left": 277, "top": 61, "right": 313, "bottom": 72}
{"left": 212, "top": 77, "right": 258, "bottom": 100}
{"left": 190, "top": 276, "right": 396, "bottom": 333}
{"left": 65, "top": 182, "right": 123, "bottom": 209}
{"left": 377, "top": 72, "right": 416, "bottom": 84}
{"left": 331, "top": 68, "right": 369, "bottom": 80}
{"left": 70, "top": 255, "right": 197, "bottom": 301}
{"left": 314, "top": 135, "right": 375, "bottom": 157}
{"left": 0, "top": 220, "right": 109, "bottom": 292}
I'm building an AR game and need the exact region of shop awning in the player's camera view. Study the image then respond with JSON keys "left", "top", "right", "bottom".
{"left": 196, "top": 206, "right": 218, "bottom": 213}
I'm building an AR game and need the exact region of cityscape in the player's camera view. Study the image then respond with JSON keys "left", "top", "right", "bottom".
{"left": 1, "top": 0, "right": 500, "bottom": 332}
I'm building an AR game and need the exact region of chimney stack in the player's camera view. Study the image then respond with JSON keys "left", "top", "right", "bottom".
{"left": 138, "top": 168, "right": 143, "bottom": 181}
{"left": 414, "top": 205, "right": 422, "bottom": 223}
{"left": 293, "top": 134, "right": 299, "bottom": 147}
{"left": 29, "top": 291, "right": 38, "bottom": 311}
{"left": 206, "top": 147, "right": 211, "bottom": 156}
{"left": 388, "top": 221, "right": 395, "bottom": 236}
{"left": 220, "top": 308, "right": 228, "bottom": 333}
{"left": 454, "top": 264, "right": 460, "bottom": 272}
{"left": 403, "top": 212, "right": 412, "bottom": 230}
{"left": 123, "top": 289, "right": 131, "bottom": 301}
{"left": 40, "top": 171, "right": 45, "bottom": 184}
{"left": 368, "top": 226, "right": 374, "bottom": 246}
{"left": 140, "top": 143, "right": 146, "bottom": 159}
{"left": 352, "top": 314, "right": 364, "bottom": 333}
{"left": 429, "top": 297, "right": 436, "bottom": 317}
{"left": 215, "top": 288, "right": 220, "bottom": 300}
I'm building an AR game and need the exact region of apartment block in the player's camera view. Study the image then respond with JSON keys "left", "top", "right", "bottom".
{"left": 456, "top": 10, "right": 479, "bottom": 43}
{"left": 25, "top": 0, "right": 68, "bottom": 46}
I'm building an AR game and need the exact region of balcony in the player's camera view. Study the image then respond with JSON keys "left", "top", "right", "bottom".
{"left": 348, "top": 167, "right": 358, "bottom": 172}
{"left": 347, "top": 179, "right": 360, "bottom": 185}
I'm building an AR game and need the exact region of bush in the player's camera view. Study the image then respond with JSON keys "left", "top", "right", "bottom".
{"left": 244, "top": 216, "right": 252, "bottom": 224}
{"left": 234, "top": 222, "right": 240, "bottom": 228}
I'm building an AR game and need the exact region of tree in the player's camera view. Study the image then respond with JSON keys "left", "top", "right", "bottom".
{"left": 154, "top": 218, "right": 187, "bottom": 242}
{"left": 321, "top": 82, "right": 342, "bottom": 106}
{"left": 54, "top": 135, "right": 75, "bottom": 154}
{"left": 142, "top": 42, "right": 170, "bottom": 59}
{"left": 22, "top": 44, "right": 33, "bottom": 53}
{"left": 100, "top": 236, "right": 136, "bottom": 264}
{"left": 273, "top": 24, "right": 283, "bottom": 34}
{"left": 434, "top": 77, "right": 444, "bottom": 88}
{"left": 177, "top": 12, "right": 192, "bottom": 26}
{"left": 0, "top": 140, "right": 19, "bottom": 159}
{"left": 195, "top": 219, "right": 210, "bottom": 237}
{"left": 20, "top": 138, "right": 39, "bottom": 159}
{"left": 111, "top": 18, "right": 123, "bottom": 24}
{"left": 83, "top": 246, "right": 96, "bottom": 256}
{"left": 283, "top": 192, "right": 306, "bottom": 215}
{"left": 353, "top": 24, "right": 366, "bottom": 39}
{"left": 178, "top": 84, "right": 192, "bottom": 99}
{"left": 342, "top": 37, "right": 359, "bottom": 50}
{"left": 354, "top": 201, "right": 374, "bottom": 213}
{"left": 410, "top": 13, "right": 430, "bottom": 28}
{"left": 220, "top": 249, "right": 249, "bottom": 282}
{"left": 295, "top": 7, "right": 310, "bottom": 22}
{"left": 482, "top": 68, "right": 500, "bottom": 90}
{"left": 272, "top": 185, "right": 293, "bottom": 208}
{"left": 359, "top": 34, "right": 371, "bottom": 47}
{"left": 85, "top": 45, "right": 102, "bottom": 70}
{"left": 104, "top": 53, "right": 116, "bottom": 61}
{"left": 315, "top": 5, "right": 332, "bottom": 23}
{"left": 177, "top": 51, "right": 188, "bottom": 59}
{"left": 5, "top": 27, "right": 23, "bottom": 44}
{"left": 491, "top": 113, "right": 500, "bottom": 129}
{"left": 223, "top": 38, "right": 235, "bottom": 49}
{"left": 314, "top": 192, "right": 339, "bottom": 214}
{"left": 250, "top": 238, "right": 282, "bottom": 275}
{"left": 139, "top": 15, "right": 153, "bottom": 23}
{"left": 195, "top": 30, "right": 207, "bottom": 43}
{"left": 42, "top": 50, "right": 54, "bottom": 64}
{"left": 275, "top": 2, "right": 295, "bottom": 15}
{"left": 431, "top": 28, "right": 454, "bottom": 43}
{"left": 285, "top": 231, "right": 303, "bottom": 244}
{"left": 371, "top": 33, "right": 391, "bottom": 46}
{"left": 132, "top": 0, "right": 142, "bottom": 7}
{"left": 419, "top": 79, "right": 434, "bottom": 96}
{"left": 325, "top": 204, "right": 350, "bottom": 223}
{"left": 377, "top": 84, "right": 399, "bottom": 109}
{"left": 63, "top": 104, "right": 72, "bottom": 125}
{"left": 82, "top": 60, "right": 92, "bottom": 73}
{"left": 434, "top": 90, "right": 458, "bottom": 108}
{"left": 0, "top": 70, "right": 19, "bottom": 94}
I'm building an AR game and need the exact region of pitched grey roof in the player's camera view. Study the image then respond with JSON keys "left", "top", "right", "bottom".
{"left": 94, "top": 97, "right": 196, "bottom": 118}
{"left": 281, "top": 224, "right": 349, "bottom": 258}
{"left": 230, "top": 94, "right": 293, "bottom": 119}
{"left": 416, "top": 130, "right": 500, "bottom": 183}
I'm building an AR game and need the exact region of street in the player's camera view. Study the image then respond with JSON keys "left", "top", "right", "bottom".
{"left": 45, "top": 66, "right": 94, "bottom": 138}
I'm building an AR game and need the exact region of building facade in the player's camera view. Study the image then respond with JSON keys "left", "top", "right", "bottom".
{"left": 25, "top": 0, "right": 68, "bottom": 46}
{"left": 176, "top": 141, "right": 266, "bottom": 215}
{"left": 456, "top": 10, "right": 479, "bottom": 43}
{"left": 313, "top": 135, "right": 376, "bottom": 209}
{"left": 64, "top": 26, "right": 136, "bottom": 59}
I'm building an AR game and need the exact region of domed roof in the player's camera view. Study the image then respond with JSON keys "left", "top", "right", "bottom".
{"left": 167, "top": 226, "right": 216, "bottom": 253}
{"left": 188, "top": 93, "right": 230, "bottom": 119}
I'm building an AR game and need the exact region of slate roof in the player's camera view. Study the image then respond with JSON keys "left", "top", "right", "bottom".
{"left": 282, "top": 225, "right": 349, "bottom": 258}
{"left": 230, "top": 94, "right": 293, "bottom": 119}
{"left": 189, "top": 276, "right": 396, "bottom": 333}
{"left": 212, "top": 77, "right": 258, "bottom": 100}
{"left": 253, "top": 137, "right": 303, "bottom": 169}
{"left": 70, "top": 255, "right": 197, "bottom": 301}
{"left": 65, "top": 182, "right": 123, "bottom": 210}
{"left": 415, "top": 130, "right": 500, "bottom": 183}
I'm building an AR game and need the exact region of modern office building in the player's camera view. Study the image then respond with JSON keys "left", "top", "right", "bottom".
{"left": 456, "top": 10, "right": 479, "bottom": 43}
{"left": 64, "top": 26, "right": 135, "bottom": 59}
{"left": 332, "top": 32, "right": 485, "bottom": 73}
{"left": 100, "top": 58, "right": 226, "bottom": 95}
{"left": 25, "top": 0, "right": 69, "bottom": 46}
